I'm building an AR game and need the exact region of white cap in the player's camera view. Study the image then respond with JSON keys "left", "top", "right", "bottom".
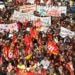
{"left": 26, "top": 28, "right": 30, "bottom": 31}
{"left": 43, "top": 66, "right": 47, "bottom": 69}
{"left": 8, "top": 34, "right": 13, "bottom": 38}
{"left": 26, "top": 68, "right": 30, "bottom": 71}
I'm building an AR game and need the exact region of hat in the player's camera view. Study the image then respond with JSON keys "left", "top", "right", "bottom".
{"left": 8, "top": 34, "right": 13, "bottom": 38}
{"left": 26, "top": 68, "right": 30, "bottom": 71}
{"left": 43, "top": 66, "right": 47, "bottom": 69}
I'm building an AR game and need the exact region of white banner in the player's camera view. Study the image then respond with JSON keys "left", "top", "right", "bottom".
{"left": 0, "top": 23, "right": 18, "bottom": 33}
{"left": 60, "top": 27, "right": 75, "bottom": 38}
{"left": 40, "top": 17, "right": 51, "bottom": 26}
{"left": 19, "top": 4, "right": 36, "bottom": 13}
{"left": 47, "top": 6, "right": 67, "bottom": 17}
{"left": 11, "top": 10, "right": 34, "bottom": 22}
{"left": 37, "top": 5, "right": 67, "bottom": 17}
{"left": 30, "top": 15, "right": 51, "bottom": 27}
{"left": 37, "top": 5, "right": 48, "bottom": 16}
{"left": 12, "top": 11, "right": 51, "bottom": 26}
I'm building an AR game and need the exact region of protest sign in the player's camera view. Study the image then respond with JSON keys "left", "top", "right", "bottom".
{"left": 40, "top": 17, "right": 51, "bottom": 26}
{"left": 46, "top": 6, "right": 67, "bottom": 17}
{"left": 60, "top": 27, "right": 75, "bottom": 38}
{"left": 0, "top": 23, "right": 18, "bottom": 33}
{"left": 20, "top": 4, "right": 36, "bottom": 12}
{"left": 37, "top": 5, "right": 48, "bottom": 16}
{"left": 46, "top": 6, "right": 61, "bottom": 17}
{"left": 11, "top": 10, "right": 34, "bottom": 22}
{"left": 37, "top": 5, "right": 67, "bottom": 17}
{"left": 31, "top": 15, "right": 51, "bottom": 27}
{"left": 12, "top": 10, "right": 51, "bottom": 27}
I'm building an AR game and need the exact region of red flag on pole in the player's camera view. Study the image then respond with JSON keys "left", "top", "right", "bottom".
{"left": 47, "top": 41, "right": 59, "bottom": 55}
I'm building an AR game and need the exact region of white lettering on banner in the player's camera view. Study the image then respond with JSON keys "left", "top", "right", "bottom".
{"left": 20, "top": 4, "right": 36, "bottom": 12}
{"left": 0, "top": 23, "right": 18, "bottom": 33}
{"left": 48, "top": 45, "right": 54, "bottom": 52}
{"left": 60, "top": 27, "right": 75, "bottom": 38}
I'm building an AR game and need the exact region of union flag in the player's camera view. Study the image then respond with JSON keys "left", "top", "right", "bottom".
{"left": 47, "top": 41, "right": 59, "bottom": 55}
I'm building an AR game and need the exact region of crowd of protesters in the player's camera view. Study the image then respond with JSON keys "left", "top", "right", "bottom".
{"left": 0, "top": 0, "right": 75, "bottom": 75}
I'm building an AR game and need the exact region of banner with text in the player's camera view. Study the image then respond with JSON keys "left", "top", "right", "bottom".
{"left": 60, "top": 27, "right": 75, "bottom": 38}
{"left": 30, "top": 15, "right": 51, "bottom": 27}
{"left": 12, "top": 10, "right": 51, "bottom": 26}
{"left": 37, "top": 5, "right": 67, "bottom": 17}
{"left": 11, "top": 10, "right": 34, "bottom": 22}
{"left": 19, "top": 4, "right": 36, "bottom": 13}
{"left": 0, "top": 23, "right": 18, "bottom": 33}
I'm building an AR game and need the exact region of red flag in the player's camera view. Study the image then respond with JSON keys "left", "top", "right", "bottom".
{"left": 3, "top": 46, "right": 9, "bottom": 59}
{"left": 12, "top": 34, "right": 17, "bottom": 44}
{"left": 66, "top": 61, "right": 74, "bottom": 75}
{"left": 47, "top": 41, "right": 59, "bottom": 55}
{"left": 8, "top": 49, "right": 14, "bottom": 59}
{"left": 16, "top": 68, "right": 21, "bottom": 75}
{"left": 24, "top": 35, "right": 31, "bottom": 46}
{"left": 33, "top": 19, "right": 41, "bottom": 28}
{"left": 0, "top": 57, "right": 2, "bottom": 64}
{"left": 14, "top": 47, "right": 19, "bottom": 59}
{"left": 41, "top": 69, "right": 46, "bottom": 75}
{"left": 30, "top": 28, "right": 37, "bottom": 39}
{"left": 24, "top": 35, "right": 32, "bottom": 55}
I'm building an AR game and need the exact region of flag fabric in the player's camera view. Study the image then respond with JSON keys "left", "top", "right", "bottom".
{"left": 66, "top": 61, "right": 74, "bottom": 75}
{"left": 33, "top": 19, "right": 41, "bottom": 28}
{"left": 24, "top": 35, "right": 32, "bottom": 54}
{"left": 0, "top": 57, "right": 2, "bottom": 65}
{"left": 8, "top": 50, "right": 13, "bottom": 59}
{"left": 14, "top": 47, "right": 19, "bottom": 59}
{"left": 30, "top": 28, "right": 37, "bottom": 39}
{"left": 12, "top": 34, "right": 17, "bottom": 44}
{"left": 47, "top": 41, "right": 59, "bottom": 55}
{"left": 3, "top": 46, "right": 9, "bottom": 60}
